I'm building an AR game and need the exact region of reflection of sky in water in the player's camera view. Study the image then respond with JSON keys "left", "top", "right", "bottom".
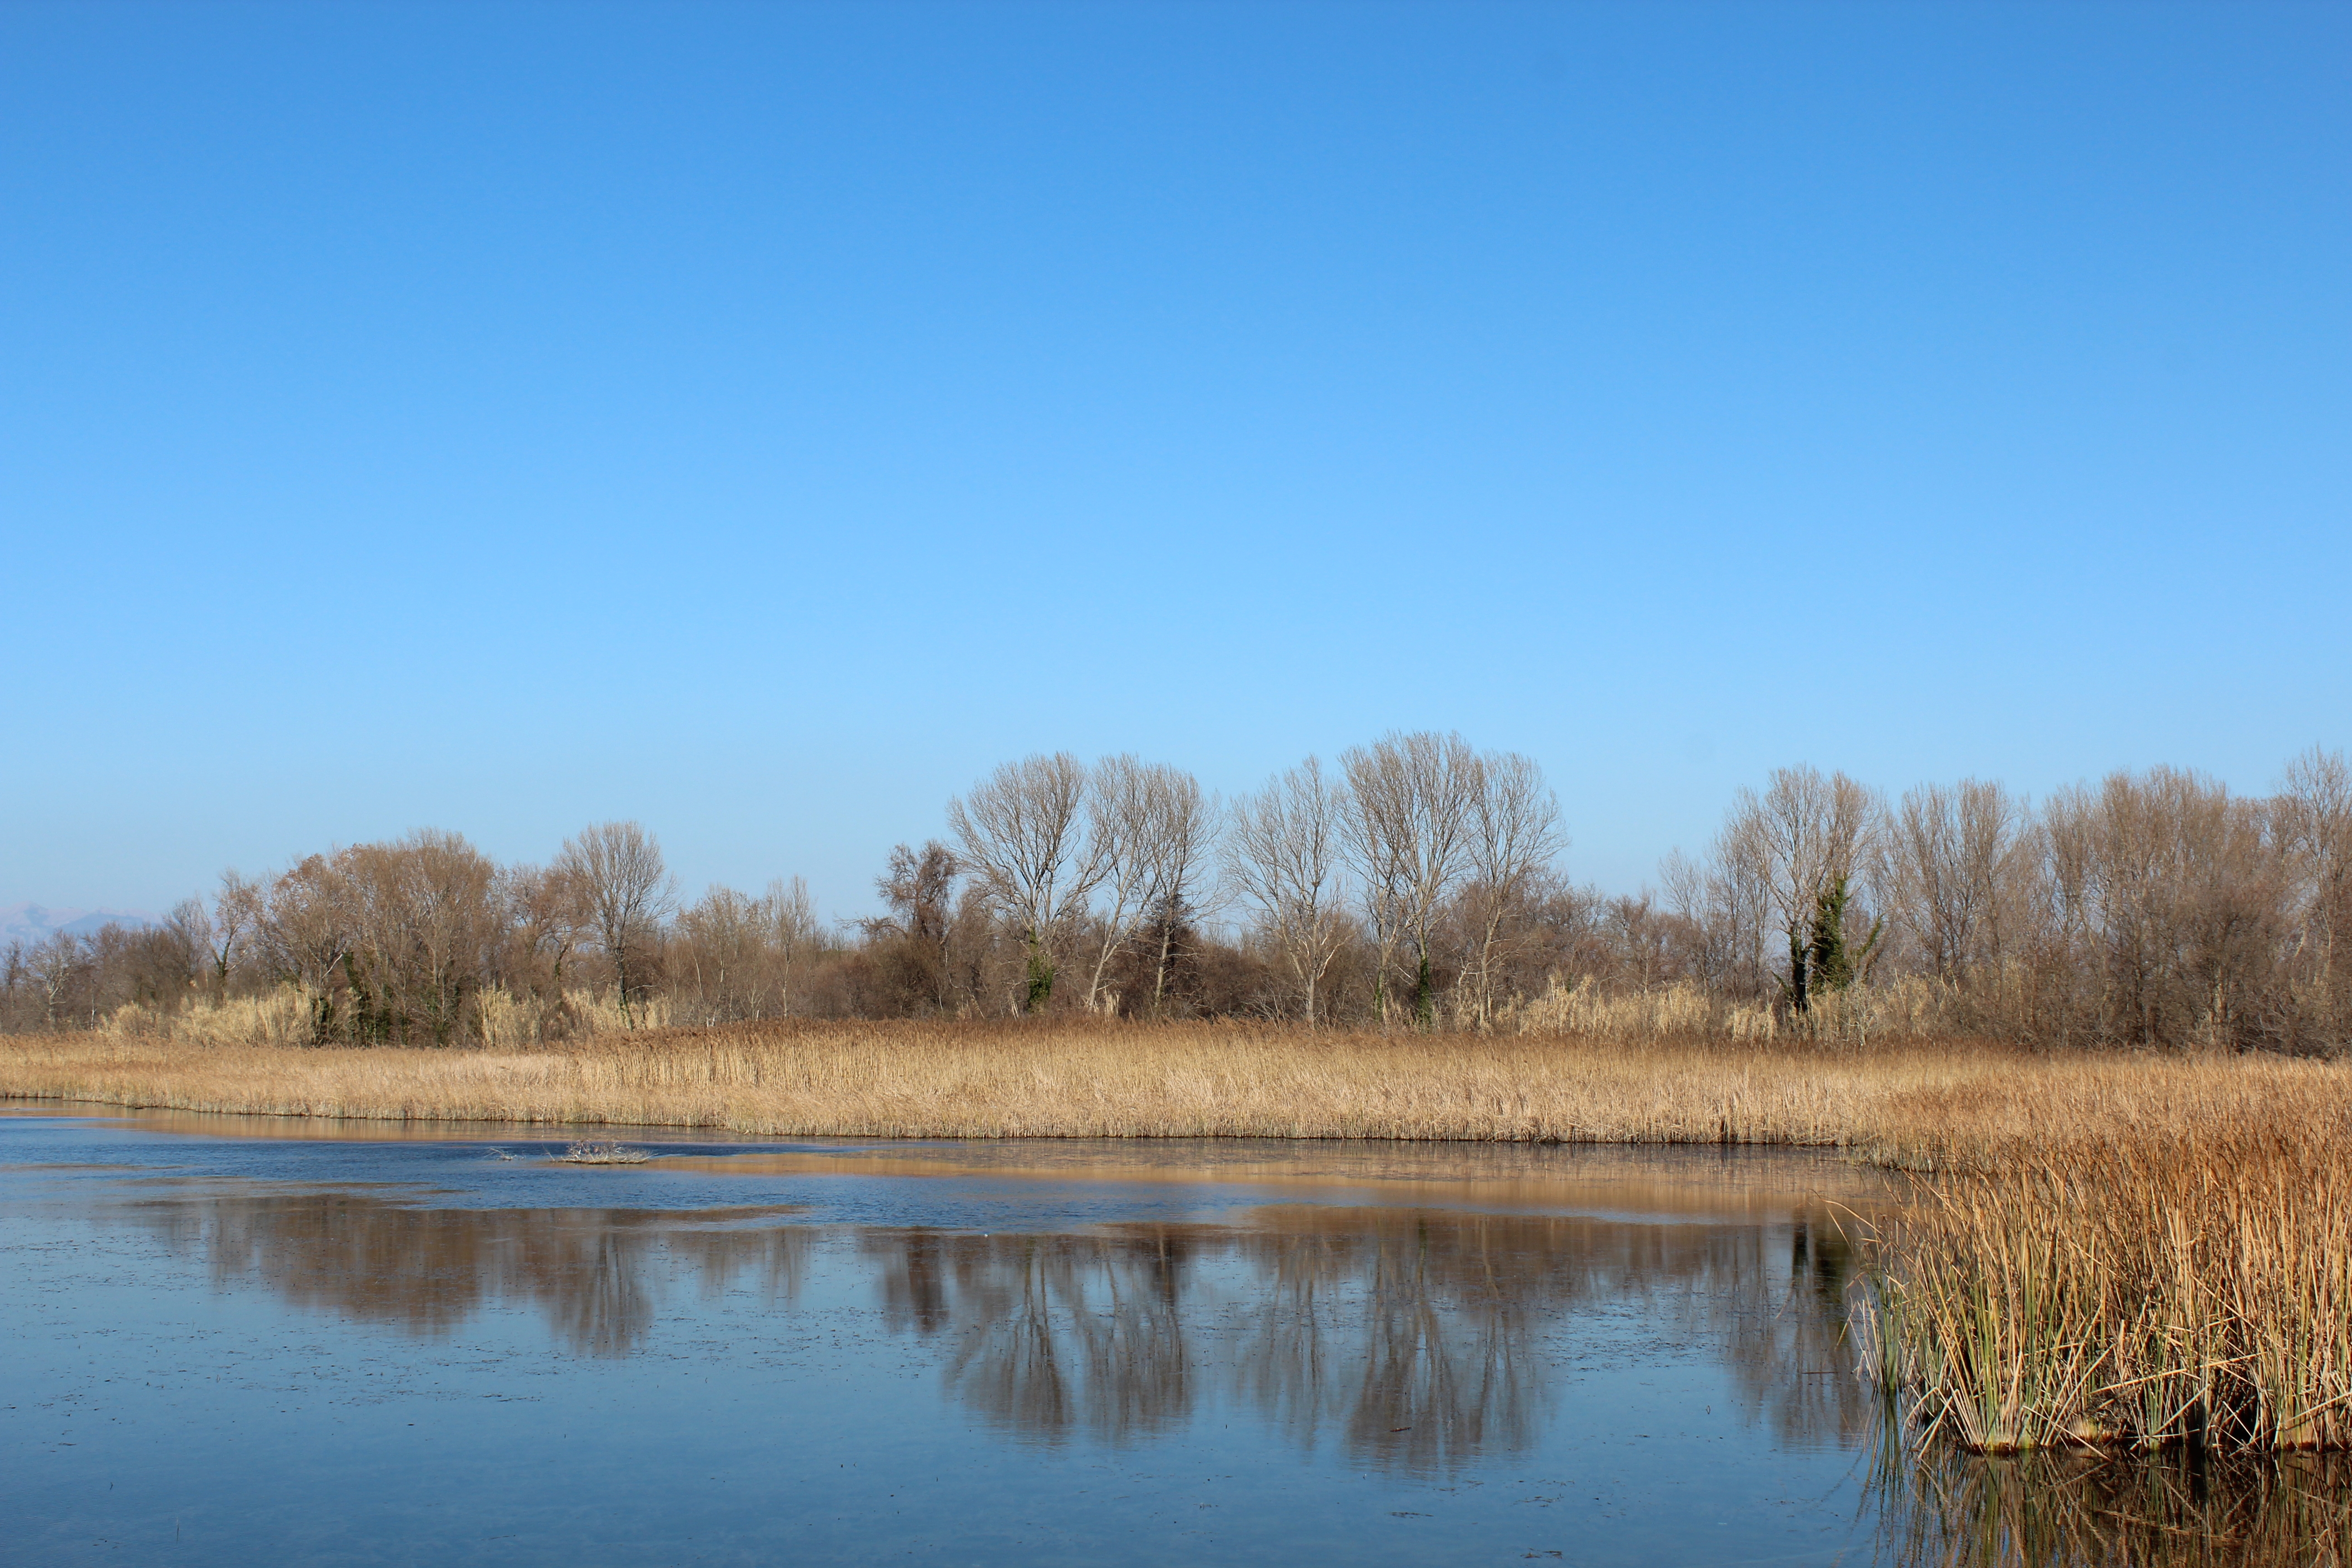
{"left": 4, "top": 1111, "right": 2342, "bottom": 1567}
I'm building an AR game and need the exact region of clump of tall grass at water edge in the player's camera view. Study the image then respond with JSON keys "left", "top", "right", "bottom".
{"left": 1860, "top": 1113, "right": 2352, "bottom": 1454}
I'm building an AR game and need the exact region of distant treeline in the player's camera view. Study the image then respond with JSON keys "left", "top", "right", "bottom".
{"left": 5, "top": 734, "right": 2347, "bottom": 1053}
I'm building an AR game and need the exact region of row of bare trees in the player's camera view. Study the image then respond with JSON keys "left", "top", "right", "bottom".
{"left": 944, "top": 754, "right": 1219, "bottom": 1017}
{"left": 927, "top": 735, "right": 1564, "bottom": 1028}
{"left": 0, "top": 821, "right": 747, "bottom": 1044}
{"left": 1660, "top": 750, "right": 2352, "bottom": 1049}
{"left": 5, "top": 737, "right": 2346, "bottom": 1051}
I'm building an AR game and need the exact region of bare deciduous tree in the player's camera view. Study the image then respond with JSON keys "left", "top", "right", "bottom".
{"left": 1135, "top": 764, "right": 1216, "bottom": 1016}
{"left": 2042, "top": 768, "right": 2284, "bottom": 1048}
{"left": 869, "top": 845, "right": 959, "bottom": 1012}
{"left": 1227, "top": 757, "right": 1348, "bottom": 1027}
{"left": 1068, "top": 759, "right": 1220, "bottom": 1015}
{"left": 948, "top": 754, "right": 1102, "bottom": 1013}
{"left": 1078, "top": 755, "right": 1156, "bottom": 1013}
{"left": 1660, "top": 817, "right": 1774, "bottom": 997}
{"left": 341, "top": 829, "right": 500, "bottom": 1045}
{"left": 1887, "top": 779, "right": 2025, "bottom": 983}
{"left": 2278, "top": 747, "right": 2352, "bottom": 1035}
{"left": 207, "top": 872, "right": 261, "bottom": 1007}
{"left": 158, "top": 897, "right": 210, "bottom": 1007}
{"left": 28, "top": 931, "right": 83, "bottom": 1030}
{"left": 1724, "top": 766, "right": 1882, "bottom": 1009}
{"left": 1457, "top": 751, "right": 1564, "bottom": 1028}
{"left": 499, "top": 860, "right": 587, "bottom": 1016}
{"left": 1341, "top": 731, "right": 1484, "bottom": 1026}
{"left": 254, "top": 853, "right": 361, "bottom": 1039}
{"left": 760, "top": 874, "right": 822, "bottom": 1016}
{"left": 555, "top": 821, "right": 676, "bottom": 1028}
{"left": 676, "top": 885, "right": 764, "bottom": 1024}
{"left": 17, "top": 737, "right": 2351, "bottom": 1052}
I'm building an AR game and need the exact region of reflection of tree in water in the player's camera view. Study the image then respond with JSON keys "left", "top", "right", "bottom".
{"left": 1231, "top": 1210, "right": 1565, "bottom": 1472}
{"left": 864, "top": 1206, "right": 1867, "bottom": 1473}
{"left": 128, "top": 1193, "right": 808, "bottom": 1357}
{"left": 1874, "top": 1443, "right": 2352, "bottom": 1568}
{"left": 127, "top": 1188, "right": 1885, "bottom": 1474}
{"left": 1700, "top": 1210, "right": 1882, "bottom": 1451}
{"left": 863, "top": 1227, "right": 1196, "bottom": 1446}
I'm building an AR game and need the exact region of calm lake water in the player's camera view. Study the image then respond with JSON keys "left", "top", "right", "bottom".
{"left": 3, "top": 1108, "right": 2342, "bottom": 1566}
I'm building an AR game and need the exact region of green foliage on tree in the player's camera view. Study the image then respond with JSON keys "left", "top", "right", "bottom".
{"left": 1024, "top": 939, "right": 1054, "bottom": 1014}
{"left": 1803, "top": 877, "right": 1882, "bottom": 1003}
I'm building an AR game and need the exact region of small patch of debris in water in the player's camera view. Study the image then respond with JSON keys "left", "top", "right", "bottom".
{"left": 554, "top": 1141, "right": 651, "bottom": 1165}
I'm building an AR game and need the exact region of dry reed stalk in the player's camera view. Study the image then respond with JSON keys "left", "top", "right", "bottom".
{"left": 100, "top": 977, "right": 1963, "bottom": 1055}
{"left": 2, "top": 1019, "right": 2344, "bottom": 1154}
{"left": 99, "top": 985, "right": 671, "bottom": 1049}
{"left": 98, "top": 990, "right": 313, "bottom": 1049}
{"left": 0, "top": 1020, "right": 2104, "bottom": 1145}
{"left": 1862, "top": 1110, "right": 2352, "bottom": 1455}
{"left": 1503, "top": 974, "right": 1963, "bottom": 1046}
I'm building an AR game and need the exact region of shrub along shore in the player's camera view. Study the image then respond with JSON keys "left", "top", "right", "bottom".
{"left": 4, "top": 1019, "right": 2347, "bottom": 1455}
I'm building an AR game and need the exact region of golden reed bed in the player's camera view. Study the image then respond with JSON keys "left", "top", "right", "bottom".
{"left": 6, "top": 1019, "right": 2351, "bottom": 1453}
{"left": 0, "top": 1017, "right": 2338, "bottom": 1155}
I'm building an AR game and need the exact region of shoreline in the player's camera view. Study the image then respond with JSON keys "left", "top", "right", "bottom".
{"left": 4, "top": 1098, "right": 1894, "bottom": 1220}
{"left": 0, "top": 1092, "right": 1882, "bottom": 1147}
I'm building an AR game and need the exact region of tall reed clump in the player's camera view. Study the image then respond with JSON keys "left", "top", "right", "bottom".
{"left": 95, "top": 984, "right": 671, "bottom": 1051}
{"left": 1504, "top": 977, "right": 1781, "bottom": 1041}
{"left": 1863, "top": 1112, "right": 2352, "bottom": 1454}
{"left": 1503, "top": 975, "right": 1964, "bottom": 1049}
{"left": 99, "top": 989, "right": 313, "bottom": 1049}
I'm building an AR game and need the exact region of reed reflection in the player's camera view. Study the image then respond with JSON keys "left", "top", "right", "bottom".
{"left": 1873, "top": 1445, "right": 2352, "bottom": 1568}
{"left": 94, "top": 1158, "right": 2352, "bottom": 1558}
{"left": 126, "top": 1192, "right": 808, "bottom": 1356}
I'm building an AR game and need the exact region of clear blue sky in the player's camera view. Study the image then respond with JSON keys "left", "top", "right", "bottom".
{"left": 4, "top": 0, "right": 2345, "bottom": 921}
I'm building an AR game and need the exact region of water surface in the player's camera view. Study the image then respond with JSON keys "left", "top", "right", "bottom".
{"left": 3, "top": 1108, "right": 2334, "bottom": 1565}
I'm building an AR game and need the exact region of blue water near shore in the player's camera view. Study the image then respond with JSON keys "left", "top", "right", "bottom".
{"left": 5, "top": 1108, "right": 2270, "bottom": 1567}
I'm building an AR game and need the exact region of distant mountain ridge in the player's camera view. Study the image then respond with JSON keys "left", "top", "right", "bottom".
{"left": 1, "top": 902, "right": 160, "bottom": 947}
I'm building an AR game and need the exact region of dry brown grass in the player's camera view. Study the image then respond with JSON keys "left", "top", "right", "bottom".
{"left": 0, "top": 1016, "right": 2341, "bottom": 1155}
{"left": 1862, "top": 1105, "right": 2352, "bottom": 1455}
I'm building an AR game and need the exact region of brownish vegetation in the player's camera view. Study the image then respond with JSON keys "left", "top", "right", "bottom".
{"left": 2, "top": 1017, "right": 2342, "bottom": 1152}
{"left": 1863, "top": 1106, "right": 2352, "bottom": 1455}
{"left": 7, "top": 740, "right": 2345, "bottom": 1055}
